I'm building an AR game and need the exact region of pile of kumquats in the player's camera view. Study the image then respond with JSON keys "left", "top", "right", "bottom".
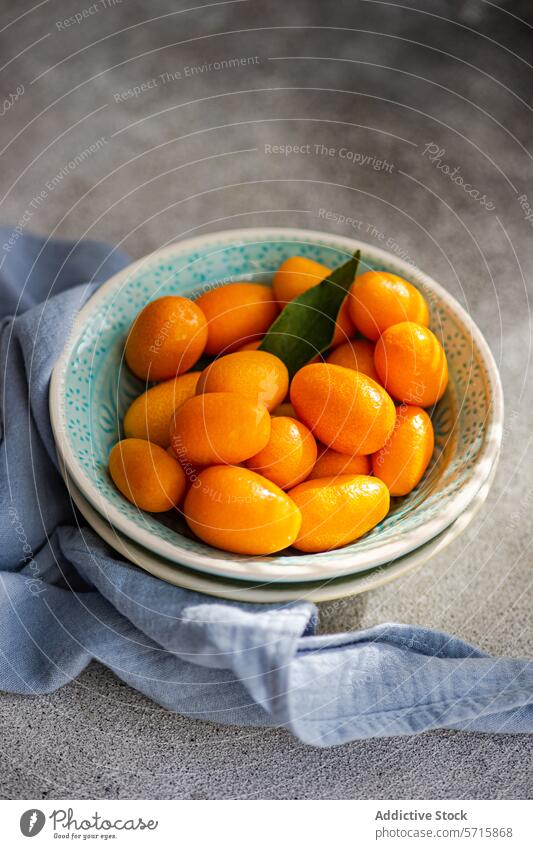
{"left": 109, "top": 254, "right": 448, "bottom": 556}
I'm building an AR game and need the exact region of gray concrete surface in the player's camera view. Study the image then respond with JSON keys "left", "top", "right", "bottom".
{"left": 0, "top": 0, "right": 532, "bottom": 799}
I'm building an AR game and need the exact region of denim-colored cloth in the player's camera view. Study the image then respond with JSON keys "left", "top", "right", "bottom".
{"left": 0, "top": 230, "right": 531, "bottom": 746}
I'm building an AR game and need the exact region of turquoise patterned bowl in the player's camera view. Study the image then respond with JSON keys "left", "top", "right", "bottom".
{"left": 50, "top": 228, "right": 503, "bottom": 583}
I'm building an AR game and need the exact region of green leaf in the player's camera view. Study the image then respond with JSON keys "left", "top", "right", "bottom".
{"left": 259, "top": 251, "right": 360, "bottom": 377}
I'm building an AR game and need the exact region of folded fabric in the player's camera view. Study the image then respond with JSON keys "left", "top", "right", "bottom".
{"left": 0, "top": 229, "right": 531, "bottom": 746}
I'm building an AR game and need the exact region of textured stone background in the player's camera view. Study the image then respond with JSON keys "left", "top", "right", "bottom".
{"left": 0, "top": 0, "right": 531, "bottom": 799}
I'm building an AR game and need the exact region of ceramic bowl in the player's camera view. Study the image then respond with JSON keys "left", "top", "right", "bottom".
{"left": 50, "top": 228, "right": 503, "bottom": 582}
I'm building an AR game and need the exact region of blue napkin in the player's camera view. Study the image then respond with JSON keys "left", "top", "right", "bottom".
{"left": 0, "top": 230, "right": 531, "bottom": 746}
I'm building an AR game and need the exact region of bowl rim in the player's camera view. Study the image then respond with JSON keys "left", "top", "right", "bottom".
{"left": 50, "top": 226, "right": 504, "bottom": 581}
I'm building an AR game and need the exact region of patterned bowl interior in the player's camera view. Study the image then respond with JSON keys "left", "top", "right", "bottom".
{"left": 56, "top": 231, "right": 498, "bottom": 575}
